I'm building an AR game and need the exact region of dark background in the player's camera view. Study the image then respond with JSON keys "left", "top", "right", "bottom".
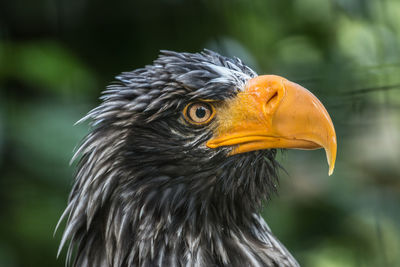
{"left": 1, "top": 0, "right": 400, "bottom": 266}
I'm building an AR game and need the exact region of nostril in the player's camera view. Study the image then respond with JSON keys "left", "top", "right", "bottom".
{"left": 266, "top": 91, "right": 278, "bottom": 106}
{"left": 264, "top": 90, "right": 280, "bottom": 115}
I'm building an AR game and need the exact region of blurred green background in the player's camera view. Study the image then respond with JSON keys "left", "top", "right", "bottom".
{"left": 1, "top": 0, "right": 400, "bottom": 266}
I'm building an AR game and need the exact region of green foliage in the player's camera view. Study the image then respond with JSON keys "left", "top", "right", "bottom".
{"left": 0, "top": 41, "right": 96, "bottom": 96}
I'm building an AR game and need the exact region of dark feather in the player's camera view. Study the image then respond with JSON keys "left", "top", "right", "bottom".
{"left": 58, "top": 50, "right": 299, "bottom": 267}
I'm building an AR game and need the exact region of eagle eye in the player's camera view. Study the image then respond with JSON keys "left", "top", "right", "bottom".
{"left": 183, "top": 102, "right": 215, "bottom": 125}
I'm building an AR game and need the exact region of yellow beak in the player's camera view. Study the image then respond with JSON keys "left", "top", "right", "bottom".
{"left": 206, "top": 75, "right": 337, "bottom": 175}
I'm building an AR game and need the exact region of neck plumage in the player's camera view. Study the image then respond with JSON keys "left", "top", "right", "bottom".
{"left": 60, "top": 170, "right": 298, "bottom": 267}
{"left": 58, "top": 124, "right": 298, "bottom": 266}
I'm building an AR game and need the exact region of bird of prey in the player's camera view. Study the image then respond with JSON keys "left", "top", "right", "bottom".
{"left": 58, "top": 50, "right": 337, "bottom": 267}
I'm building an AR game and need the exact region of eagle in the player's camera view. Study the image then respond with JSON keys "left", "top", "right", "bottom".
{"left": 58, "top": 50, "right": 337, "bottom": 267}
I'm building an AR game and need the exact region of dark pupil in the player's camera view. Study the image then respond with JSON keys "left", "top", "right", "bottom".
{"left": 196, "top": 107, "right": 207, "bottom": 118}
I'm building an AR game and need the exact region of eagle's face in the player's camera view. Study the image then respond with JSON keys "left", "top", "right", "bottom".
{"left": 61, "top": 50, "right": 337, "bottom": 267}
{"left": 100, "top": 50, "right": 335, "bottom": 195}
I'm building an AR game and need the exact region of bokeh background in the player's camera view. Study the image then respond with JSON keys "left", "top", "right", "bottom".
{"left": 1, "top": 0, "right": 400, "bottom": 266}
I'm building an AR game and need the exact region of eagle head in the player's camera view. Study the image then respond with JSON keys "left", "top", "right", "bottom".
{"left": 59, "top": 50, "right": 337, "bottom": 267}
